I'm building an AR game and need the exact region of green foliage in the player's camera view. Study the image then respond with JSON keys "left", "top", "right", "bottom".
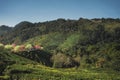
{"left": 17, "top": 50, "right": 52, "bottom": 66}
{"left": 1, "top": 18, "right": 120, "bottom": 44}
{"left": 0, "top": 43, "right": 4, "bottom": 51}
{"left": 0, "top": 50, "right": 36, "bottom": 65}
{"left": 51, "top": 53, "right": 78, "bottom": 68}
{"left": 25, "top": 32, "right": 66, "bottom": 52}
{"left": 58, "top": 33, "right": 80, "bottom": 53}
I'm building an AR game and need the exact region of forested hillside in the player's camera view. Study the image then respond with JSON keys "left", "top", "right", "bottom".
{"left": 0, "top": 25, "right": 12, "bottom": 36}
{"left": 0, "top": 18, "right": 120, "bottom": 79}
{"left": 1, "top": 18, "right": 120, "bottom": 44}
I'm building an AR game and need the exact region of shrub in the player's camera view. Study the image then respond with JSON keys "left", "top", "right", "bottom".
{"left": 4, "top": 45, "right": 13, "bottom": 51}
{"left": 51, "top": 53, "right": 77, "bottom": 68}
{"left": 40, "top": 46, "right": 44, "bottom": 50}
{"left": 34, "top": 45, "right": 41, "bottom": 50}
{"left": 13, "top": 45, "right": 20, "bottom": 52}
{"left": 19, "top": 45, "right": 25, "bottom": 51}
{"left": 0, "top": 43, "right": 4, "bottom": 50}
{"left": 25, "top": 44, "right": 33, "bottom": 50}
{"left": 12, "top": 43, "right": 16, "bottom": 48}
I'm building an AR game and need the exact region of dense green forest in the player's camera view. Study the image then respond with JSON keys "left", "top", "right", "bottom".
{"left": 0, "top": 18, "right": 120, "bottom": 79}
{"left": 0, "top": 25, "right": 12, "bottom": 36}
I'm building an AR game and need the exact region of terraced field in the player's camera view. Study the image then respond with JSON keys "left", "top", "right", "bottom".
{"left": 1, "top": 63, "right": 120, "bottom": 80}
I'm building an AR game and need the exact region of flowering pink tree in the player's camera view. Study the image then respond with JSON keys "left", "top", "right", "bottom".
{"left": 12, "top": 43, "right": 16, "bottom": 48}
{"left": 34, "top": 45, "right": 41, "bottom": 50}
{"left": 19, "top": 45, "right": 25, "bottom": 51}
{"left": 0, "top": 43, "right": 44, "bottom": 53}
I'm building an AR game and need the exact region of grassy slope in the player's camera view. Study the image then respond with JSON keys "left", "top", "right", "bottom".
{"left": 0, "top": 51, "right": 37, "bottom": 64}
{"left": 1, "top": 50, "right": 120, "bottom": 80}
{"left": 4, "top": 64, "right": 120, "bottom": 80}
{"left": 0, "top": 50, "right": 37, "bottom": 79}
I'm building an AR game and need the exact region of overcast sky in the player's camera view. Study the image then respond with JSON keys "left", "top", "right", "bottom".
{"left": 0, "top": 0, "right": 120, "bottom": 27}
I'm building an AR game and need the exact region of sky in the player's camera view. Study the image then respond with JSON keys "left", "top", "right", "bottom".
{"left": 0, "top": 0, "right": 120, "bottom": 27}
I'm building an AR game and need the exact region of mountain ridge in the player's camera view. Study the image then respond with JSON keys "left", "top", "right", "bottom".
{"left": 0, "top": 25, "right": 13, "bottom": 36}
{"left": 1, "top": 18, "right": 120, "bottom": 44}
